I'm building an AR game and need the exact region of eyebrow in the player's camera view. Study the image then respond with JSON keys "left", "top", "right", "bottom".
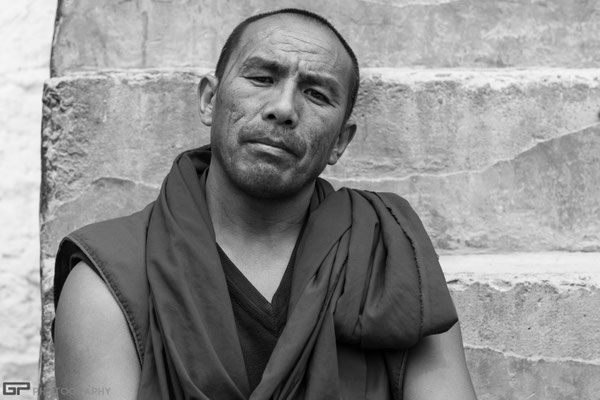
{"left": 240, "top": 56, "right": 344, "bottom": 101}
{"left": 240, "top": 56, "right": 287, "bottom": 76}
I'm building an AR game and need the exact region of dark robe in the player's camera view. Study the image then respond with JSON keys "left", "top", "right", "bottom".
{"left": 54, "top": 146, "right": 457, "bottom": 399}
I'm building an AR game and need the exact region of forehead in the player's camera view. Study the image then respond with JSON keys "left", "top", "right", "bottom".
{"left": 228, "top": 14, "right": 353, "bottom": 76}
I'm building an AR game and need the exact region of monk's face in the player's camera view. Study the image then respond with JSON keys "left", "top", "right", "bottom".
{"left": 208, "top": 14, "right": 356, "bottom": 198}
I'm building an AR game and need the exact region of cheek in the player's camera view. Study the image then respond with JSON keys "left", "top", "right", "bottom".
{"left": 220, "top": 84, "right": 262, "bottom": 119}
{"left": 211, "top": 98, "right": 246, "bottom": 145}
{"left": 216, "top": 95, "right": 239, "bottom": 122}
{"left": 304, "top": 130, "right": 337, "bottom": 166}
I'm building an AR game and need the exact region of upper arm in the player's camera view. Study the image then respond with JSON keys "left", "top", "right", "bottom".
{"left": 54, "top": 261, "right": 140, "bottom": 400}
{"left": 403, "top": 322, "right": 478, "bottom": 400}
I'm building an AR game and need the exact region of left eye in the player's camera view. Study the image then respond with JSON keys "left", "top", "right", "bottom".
{"left": 306, "top": 89, "right": 328, "bottom": 102}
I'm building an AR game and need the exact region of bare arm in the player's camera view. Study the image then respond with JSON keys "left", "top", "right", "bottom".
{"left": 403, "top": 322, "right": 478, "bottom": 400}
{"left": 54, "top": 261, "right": 140, "bottom": 400}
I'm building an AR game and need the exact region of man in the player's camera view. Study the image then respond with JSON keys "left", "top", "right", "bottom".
{"left": 53, "top": 8, "right": 477, "bottom": 400}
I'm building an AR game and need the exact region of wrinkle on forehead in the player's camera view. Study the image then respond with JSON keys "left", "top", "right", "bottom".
{"left": 265, "top": 47, "right": 341, "bottom": 72}
{"left": 276, "top": 31, "right": 334, "bottom": 53}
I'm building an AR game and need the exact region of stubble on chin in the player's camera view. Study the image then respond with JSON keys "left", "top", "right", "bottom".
{"left": 224, "top": 161, "right": 311, "bottom": 200}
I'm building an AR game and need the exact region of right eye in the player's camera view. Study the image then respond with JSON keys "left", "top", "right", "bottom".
{"left": 247, "top": 76, "right": 273, "bottom": 85}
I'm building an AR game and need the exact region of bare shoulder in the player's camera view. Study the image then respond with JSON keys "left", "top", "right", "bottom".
{"left": 54, "top": 261, "right": 140, "bottom": 400}
{"left": 403, "top": 322, "right": 478, "bottom": 400}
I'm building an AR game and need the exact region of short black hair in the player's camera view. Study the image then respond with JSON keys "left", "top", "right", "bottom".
{"left": 215, "top": 8, "right": 360, "bottom": 121}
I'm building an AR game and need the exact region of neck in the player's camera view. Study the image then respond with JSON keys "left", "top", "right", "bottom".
{"left": 205, "top": 163, "right": 312, "bottom": 242}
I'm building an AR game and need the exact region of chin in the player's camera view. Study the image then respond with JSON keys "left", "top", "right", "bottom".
{"left": 215, "top": 147, "right": 322, "bottom": 199}
{"left": 235, "top": 172, "right": 306, "bottom": 199}
{"left": 230, "top": 164, "right": 317, "bottom": 199}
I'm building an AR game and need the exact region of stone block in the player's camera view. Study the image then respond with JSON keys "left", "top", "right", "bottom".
{"left": 41, "top": 69, "right": 600, "bottom": 254}
{"left": 332, "top": 69, "right": 600, "bottom": 178}
{"left": 328, "top": 70, "right": 600, "bottom": 252}
{"left": 446, "top": 252, "right": 600, "bottom": 400}
{"left": 466, "top": 347, "right": 600, "bottom": 400}
{"left": 443, "top": 253, "right": 600, "bottom": 361}
{"left": 457, "top": 282, "right": 600, "bottom": 360}
{"left": 41, "top": 70, "right": 209, "bottom": 257}
{"left": 330, "top": 124, "right": 600, "bottom": 252}
{"left": 51, "top": 0, "right": 600, "bottom": 75}
{"left": 39, "top": 257, "right": 56, "bottom": 400}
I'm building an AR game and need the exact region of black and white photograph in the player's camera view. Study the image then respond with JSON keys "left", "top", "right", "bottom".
{"left": 1, "top": 1, "right": 599, "bottom": 399}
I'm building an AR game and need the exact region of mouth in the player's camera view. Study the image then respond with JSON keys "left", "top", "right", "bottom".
{"left": 247, "top": 138, "right": 297, "bottom": 156}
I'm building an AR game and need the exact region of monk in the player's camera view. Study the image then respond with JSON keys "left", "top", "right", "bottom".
{"left": 53, "top": 8, "right": 478, "bottom": 399}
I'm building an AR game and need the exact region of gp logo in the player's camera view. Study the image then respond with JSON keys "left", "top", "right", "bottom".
{"left": 2, "top": 382, "right": 30, "bottom": 395}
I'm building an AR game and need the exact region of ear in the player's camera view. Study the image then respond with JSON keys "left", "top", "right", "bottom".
{"left": 327, "top": 120, "right": 357, "bottom": 165}
{"left": 198, "top": 74, "right": 219, "bottom": 126}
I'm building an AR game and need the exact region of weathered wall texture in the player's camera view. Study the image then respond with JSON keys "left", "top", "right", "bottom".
{"left": 443, "top": 252, "right": 600, "bottom": 399}
{"left": 39, "top": 71, "right": 600, "bottom": 256}
{"left": 0, "top": 1, "right": 56, "bottom": 399}
{"left": 39, "top": 1, "right": 600, "bottom": 399}
{"left": 52, "top": 0, "right": 600, "bottom": 75}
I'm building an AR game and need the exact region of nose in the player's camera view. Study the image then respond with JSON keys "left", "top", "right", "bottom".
{"left": 261, "top": 81, "right": 299, "bottom": 128}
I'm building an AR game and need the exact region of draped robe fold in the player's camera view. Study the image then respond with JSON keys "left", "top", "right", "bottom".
{"left": 54, "top": 146, "right": 457, "bottom": 399}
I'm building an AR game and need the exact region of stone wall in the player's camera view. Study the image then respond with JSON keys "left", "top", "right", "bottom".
{"left": 0, "top": 2, "right": 56, "bottom": 399}
{"left": 39, "top": 1, "right": 600, "bottom": 399}
{"left": 52, "top": 0, "right": 600, "bottom": 75}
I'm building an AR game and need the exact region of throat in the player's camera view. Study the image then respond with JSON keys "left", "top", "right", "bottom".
{"left": 217, "top": 233, "right": 300, "bottom": 302}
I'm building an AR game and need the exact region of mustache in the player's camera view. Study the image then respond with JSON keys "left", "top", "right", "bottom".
{"left": 239, "top": 125, "right": 306, "bottom": 157}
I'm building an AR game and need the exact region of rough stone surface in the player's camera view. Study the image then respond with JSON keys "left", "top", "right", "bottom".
{"left": 0, "top": 1, "right": 57, "bottom": 399}
{"left": 450, "top": 281, "right": 600, "bottom": 361}
{"left": 40, "top": 70, "right": 600, "bottom": 254}
{"left": 444, "top": 254, "right": 600, "bottom": 399}
{"left": 40, "top": 71, "right": 208, "bottom": 258}
{"left": 465, "top": 347, "right": 600, "bottom": 400}
{"left": 51, "top": 0, "right": 600, "bottom": 75}
{"left": 333, "top": 69, "right": 600, "bottom": 178}
{"left": 330, "top": 124, "right": 600, "bottom": 252}
{"left": 441, "top": 252, "right": 600, "bottom": 287}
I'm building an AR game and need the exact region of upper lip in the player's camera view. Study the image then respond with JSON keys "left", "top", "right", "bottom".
{"left": 249, "top": 137, "right": 296, "bottom": 155}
